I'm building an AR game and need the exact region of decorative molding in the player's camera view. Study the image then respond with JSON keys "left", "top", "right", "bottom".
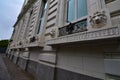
{"left": 29, "top": 36, "right": 36, "bottom": 43}
{"left": 46, "top": 27, "right": 119, "bottom": 45}
{"left": 90, "top": 11, "right": 107, "bottom": 28}
{"left": 47, "top": 28, "right": 56, "bottom": 38}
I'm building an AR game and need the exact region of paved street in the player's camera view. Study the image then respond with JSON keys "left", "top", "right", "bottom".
{"left": 0, "top": 54, "right": 10, "bottom": 80}
{"left": 0, "top": 54, "right": 35, "bottom": 80}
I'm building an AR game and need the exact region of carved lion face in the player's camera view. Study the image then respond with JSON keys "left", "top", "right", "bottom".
{"left": 90, "top": 11, "right": 107, "bottom": 28}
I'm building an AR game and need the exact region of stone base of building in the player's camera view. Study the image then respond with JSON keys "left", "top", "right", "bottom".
{"left": 55, "top": 68, "right": 102, "bottom": 80}
{"left": 13, "top": 56, "right": 19, "bottom": 64}
{"left": 26, "top": 60, "right": 55, "bottom": 80}
{"left": 17, "top": 57, "right": 28, "bottom": 70}
{"left": 13, "top": 58, "right": 103, "bottom": 80}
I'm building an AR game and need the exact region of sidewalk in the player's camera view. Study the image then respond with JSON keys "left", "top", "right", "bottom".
{"left": 1, "top": 55, "right": 35, "bottom": 80}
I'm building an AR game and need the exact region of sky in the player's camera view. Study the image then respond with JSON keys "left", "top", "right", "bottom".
{"left": 0, "top": 0, "right": 24, "bottom": 40}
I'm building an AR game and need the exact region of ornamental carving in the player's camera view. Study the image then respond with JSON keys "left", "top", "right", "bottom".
{"left": 90, "top": 11, "right": 107, "bottom": 28}
{"left": 48, "top": 28, "right": 56, "bottom": 38}
{"left": 29, "top": 36, "right": 36, "bottom": 43}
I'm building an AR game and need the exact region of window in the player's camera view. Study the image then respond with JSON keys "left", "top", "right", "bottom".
{"left": 37, "top": 0, "right": 47, "bottom": 34}
{"left": 67, "top": 0, "right": 87, "bottom": 22}
{"left": 58, "top": 0, "right": 88, "bottom": 36}
{"left": 67, "top": 0, "right": 75, "bottom": 22}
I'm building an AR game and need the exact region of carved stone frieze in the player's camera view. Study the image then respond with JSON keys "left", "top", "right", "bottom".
{"left": 46, "top": 27, "right": 119, "bottom": 45}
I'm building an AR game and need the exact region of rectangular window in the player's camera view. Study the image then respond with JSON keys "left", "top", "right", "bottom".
{"left": 77, "top": 0, "right": 87, "bottom": 19}
{"left": 37, "top": 0, "right": 47, "bottom": 34}
{"left": 67, "top": 0, "right": 75, "bottom": 22}
{"left": 67, "top": 0, "right": 87, "bottom": 22}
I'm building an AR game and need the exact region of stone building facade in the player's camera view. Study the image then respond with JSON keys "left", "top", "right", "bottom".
{"left": 7, "top": 0, "right": 120, "bottom": 80}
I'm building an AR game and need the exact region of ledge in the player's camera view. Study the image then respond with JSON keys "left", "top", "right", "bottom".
{"left": 10, "top": 42, "right": 44, "bottom": 49}
{"left": 25, "top": 42, "right": 44, "bottom": 48}
{"left": 13, "top": 0, "right": 36, "bottom": 28}
{"left": 46, "top": 26, "right": 120, "bottom": 45}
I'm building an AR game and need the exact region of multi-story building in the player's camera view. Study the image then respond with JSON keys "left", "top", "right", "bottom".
{"left": 7, "top": 0, "right": 120, "bottom": 80}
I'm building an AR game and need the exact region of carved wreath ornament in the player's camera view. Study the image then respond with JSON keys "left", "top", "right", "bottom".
{"left": 90, "top": 11, "right": 107, "bottom": 28}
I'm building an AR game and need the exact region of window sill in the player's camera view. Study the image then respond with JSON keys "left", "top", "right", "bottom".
{"left": 25, "top": 42, "right": 44, "bottom": 48}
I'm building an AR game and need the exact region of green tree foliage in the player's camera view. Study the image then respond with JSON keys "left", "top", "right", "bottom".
{"left": 0, "top": 40, "right": 9, "bottom": 48}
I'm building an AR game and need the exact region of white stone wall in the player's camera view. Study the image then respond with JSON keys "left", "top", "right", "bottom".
{"left": 27, "top": 0, "right": 41, "bottom": 38}
{"left": 106, "top": 0, "right": 120, "bottom": 13}
{"left": 45, "top": 0, "right": 60, "bottom": 40}
{"left": 29, "top": 48, "right": 40, "bottom": 61}
{"left": 56, "top": 46, "right": 105, "bottom": 79}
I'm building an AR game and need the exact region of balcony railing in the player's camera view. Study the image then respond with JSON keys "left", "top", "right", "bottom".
{"left": 59, "top": 19, "right": 87, "bottom": 36}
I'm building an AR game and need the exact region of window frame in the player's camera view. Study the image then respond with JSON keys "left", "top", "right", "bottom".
{"left": 58, "top": 0, "right": 88, "bottom": 36}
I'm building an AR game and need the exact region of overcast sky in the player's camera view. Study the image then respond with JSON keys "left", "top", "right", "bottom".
{"left": 0, "top": 0, "right": 24, "bottom": 40}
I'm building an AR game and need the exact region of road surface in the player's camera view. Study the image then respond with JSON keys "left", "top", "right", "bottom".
{"left": 0, "top": 54, "right": 34, "bottom": 80}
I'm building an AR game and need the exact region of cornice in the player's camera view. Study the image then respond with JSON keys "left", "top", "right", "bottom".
{"left": 13, "top": 0, "right": 36, "bottom": 28}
